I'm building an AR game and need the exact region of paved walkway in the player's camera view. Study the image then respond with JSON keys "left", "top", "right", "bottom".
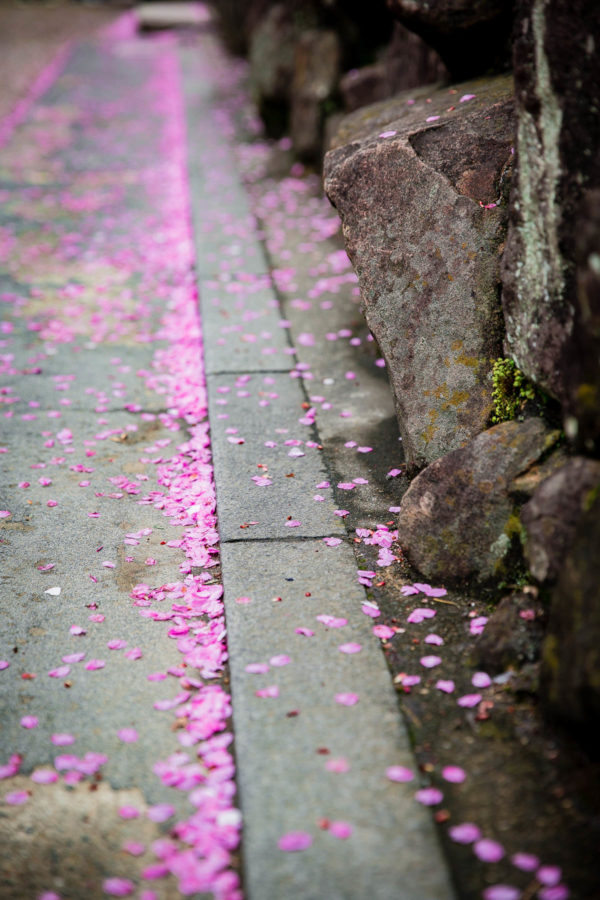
{"left": 0, "top": 14, "right": 454, "bottom": 900}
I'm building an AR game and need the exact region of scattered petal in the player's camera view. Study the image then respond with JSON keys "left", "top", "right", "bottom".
{"left": 441, "top": 765, "right": 466, "bottom": 783}
{"left": 255, "top": 685, "right": 279, "bottom": 698}
{"left": 420, "top": 655, "right": 442, "bottom": 668}
{"left": 102, "top": 878, "right": 134, "bottom": 896}
{"left": 326, "top": 757, "right": 350, "bottom": 773}
{"left": 20, "top": 716, "right": 39, "bottom": 729}
{"left": 457, "top": 693, "right": 482, "bottom": 708}
{"left": 474, "top": 838, "right": 505, "bottom": 862}
{"left": 334, "top": 693, "right": 359, "bottom": 706}
{"left": 373, "top": 625, "right": 394, "bottom": 639}
{"left": 386, "top": 766, "right": 414, "bottom": 783}
{"left": 329, "top": 821, "right": 353, "bottom": 839}
{"left": 278, "top": 831, "right": 313, "bottom": 852}
{"left": 415, "top": 787, "right": 443, "bottom": 805}
{"left": 472, "top": 671, "right": 492, "bottom": 688}
{"left": 448, "top": 822, "right": 481, "bottom": 844}
{"left": 483, "top": 887, "right": 521, "bottom": 900}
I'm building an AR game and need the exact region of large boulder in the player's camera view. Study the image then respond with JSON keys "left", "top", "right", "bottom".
{"left": 397, "top": 418, "right": 560, "bottom": 584}
{"left": 291, "top": 29, "right": 341, "bottom": 161}
{"left": 339, "top": 22, "right": 448, "bottom": 114}
{"left": 501, "top": 0, "right": 600, "bottom": 453}
{"left": 324, "top": 74, "right": 514, "bottom": 469}
{"left": 386, "top": 0, "right": 513, "bottom": 80}
{"left": 541, "top": 492, "right": 600, "bottom": 728}
{"left": 521, "top": 456, "right": 600, "bottom": 583}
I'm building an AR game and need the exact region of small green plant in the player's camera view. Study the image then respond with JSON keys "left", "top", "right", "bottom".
{"left": 491, "top": 357, "right": 538, "bottom": 424}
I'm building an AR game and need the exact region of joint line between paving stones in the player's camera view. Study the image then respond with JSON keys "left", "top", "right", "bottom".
{"left": 221, "top": 534, "right": 351, "bottom": 545}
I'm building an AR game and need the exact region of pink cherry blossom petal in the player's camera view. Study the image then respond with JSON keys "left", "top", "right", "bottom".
{"left": 118, "top": 806, "right": 140, "bottom": 820}
{"left": 31, "top": 769, "right": 59, "bottom": 784}
{"left": 5, "top": 790, "right": 29, "bottom": 805}
{"left": 123, "top": 841, "right": 146, "bottom": 856}
{"left": 117, "top": 728, "right": 138, "bottom": 743}
{"left": 334, "top": 692, "right": 359, "bottom": 706}
{"left": 415, "top": 787, "right": 444, "bottom": 805}
{"left": 255, "top": 685, "right": 279, "bottom": 698}
{"left": 510, "top": 852, "right": 540, "bottom": 872}
{"left": 457, "top": 693, "right": 482, "bottom": 708}
{"left": 537, "top": 867, "right": 562, "bottom": 887}
{"left": 441, "top": 765, "right": 466, "bottom": 783}
{"left": 270, "top": 655, "right": 291, "bottom": 667}
{"left": 386, "top": 766, "right": 414, "bottom": 783}
{"left": 107, "top": 640, "right": 127, "bottom": 650}
{"left": 448, "top": 822, "right": 481, "bottom": 844}
{"left": 20, "top": 715, "right": 39, "bottom": 729}
{"left": 338, "top": 642, "right": 362, "bottom": 654}
{"left": 278, "top": 831, "right": 313, "bottom": 852}
{"left": 483, "top": 887, "right": 521, "bottom": 900}
{"left": 474, "top": 838, "right": 505, "bottom": 862}
{"left": 48, "top": 666, "right": 70, "bottom": 678}
{"left": 326, "top": 757, "right": 350, "bottom": 773}
{"left": 316, "top": 615, "right": 347, "bottom": 628}
{"left": 436, "top": 680, "right": 455, "bottom": 693}
{"left": 424, "top": 634, "right": 443, "bottom": 646}
{"left": 147, "top": 803, "right": 175, "bottom": 823}
{"left": 102, "top": 878, "right": 134, "bottom": 896}
{"left": 420, "top": 655, "right": 442, "bottom": 668}
{"left": 329, "top": 821, "right": 353, "bottom": 839}
{"left": 373, "top": 625, "right": 394, "bottom": 639}
{"left": 472, "top": 671, "right": 492, "bottom": 688}
{"left": 538, "top": 887, "right": 570, "bottom": 900}
{"left": 245, "top": 663, "right": 270, "bottom": 674}
{"left": 362, "top": 603, "right": 380, "bottom": 618}
{"left": 51, "top": 733, "right": 75, "bottom": 746}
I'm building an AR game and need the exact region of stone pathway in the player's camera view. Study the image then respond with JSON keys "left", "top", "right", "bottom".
{"left": 0, "top": 12, "right": 455, "bottom": 900}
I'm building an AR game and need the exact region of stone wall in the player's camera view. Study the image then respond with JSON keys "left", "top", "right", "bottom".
{"left": 213, "top": 0, "right": 600, "bottom": 733}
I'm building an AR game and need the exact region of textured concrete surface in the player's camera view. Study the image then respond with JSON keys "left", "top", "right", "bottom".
{"left": 221, "top": 541, "right": 454, "bottom": 900}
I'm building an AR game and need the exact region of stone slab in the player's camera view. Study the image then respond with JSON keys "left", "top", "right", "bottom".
{"left": 199, "top": 275, "right": 291, "bottom": 374}
{"left": 207, "top": 372, "right": 346, "bottom": 542}
{"left": 220, "top": 539, "right": 455, "bottom": 900}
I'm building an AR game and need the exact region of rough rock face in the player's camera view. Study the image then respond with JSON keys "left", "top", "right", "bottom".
{"left": 386, "top": 0, "right": 513, "bottom": 79}
{"left": 324, "top": 75, "right": 513, "bottom": 469}
{"left": 542, "top": 492, "right": 600, "bottom": 726}
{"left": 291, "top": 30, "right": 341, "bottom": 161}
{"left": 473, "top": 592, "right": 545, "bottom": 672}
{"left": 501, "top": 0, "right": 600, "bottom": 445}
{"left": 340, "top": 22, "right": 448, "bottom": 114}
{"left": 397, "top": 418, "right": 559, "bottom": 583}
{"left": 570, "top": 189, "right": 600, "bottom": 455}
{"left": 521, "top": 457, "right": 600, "bottom": 583}
{"left": 248, "top": 4, "right": 299, "bottom": 134}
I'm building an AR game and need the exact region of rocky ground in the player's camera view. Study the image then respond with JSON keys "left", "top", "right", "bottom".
{"left": 0, "top": 4, "right": 598, "bottom": 900}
